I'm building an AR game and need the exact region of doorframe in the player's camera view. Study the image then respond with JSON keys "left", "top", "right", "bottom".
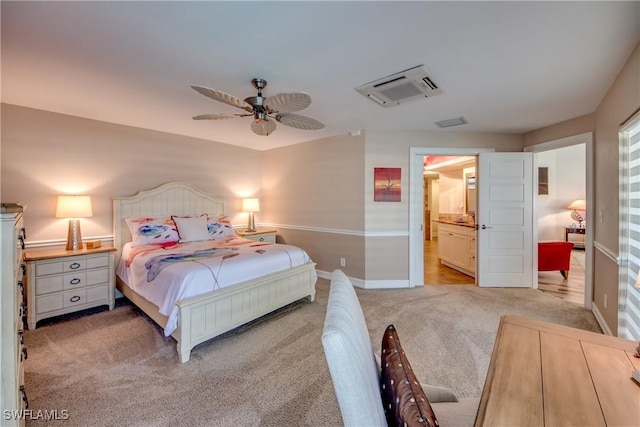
{"left": 409, "top": 147, "right": 494, "bottom": 287}
{"left": 524, "top": 132, "right": 594, "bottom": 309}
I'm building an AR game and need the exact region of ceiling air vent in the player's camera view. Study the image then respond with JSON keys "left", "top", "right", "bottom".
{"left": 355, "top": 65, "right": 443, "bottom": 107}
{"left": 435, "top": 116, "right": 467, "bottom": 128}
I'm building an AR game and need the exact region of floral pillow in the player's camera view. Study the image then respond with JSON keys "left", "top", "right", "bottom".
{"left": 125, "top": 216, "right": 180, "bottom": 247}
{"left": 206, "top": 215, "right": 235, "bottom": 239}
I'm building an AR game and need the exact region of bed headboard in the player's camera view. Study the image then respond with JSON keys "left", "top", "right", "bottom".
{"left": 112, "top": 182, "right": 225, "bottom": 261}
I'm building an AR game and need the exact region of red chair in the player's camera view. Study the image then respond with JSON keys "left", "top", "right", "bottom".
{"left": 538, "top": 241, "right": 574, "bottom": 279}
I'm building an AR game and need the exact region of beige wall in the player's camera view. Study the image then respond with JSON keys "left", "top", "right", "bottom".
{"left": 1, "top": 104, "right": 263, "bottom": 245}
{"left": 262, "top": 132, "right": 366, "bottom": 277}
{"left": 523, "top": 42, "right": 640, "bottom": 335}
{"left": 523, "top": 113, "right": 595, "bottom": 147}
{"left": 363, "top": 130, "right": 523, "bottom": 281}
{"left": 261, "top": 129, "right": 524, "bottom": 283}
{"left": 592, "top": 42, "right": 640, "bottom": 335}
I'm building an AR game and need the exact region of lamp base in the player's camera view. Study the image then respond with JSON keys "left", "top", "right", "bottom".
{"left": 246, "top": 212, "right": 256, "bottom": 232}
{"left": 66, "top": 219, "right": 84, "bottom": 250}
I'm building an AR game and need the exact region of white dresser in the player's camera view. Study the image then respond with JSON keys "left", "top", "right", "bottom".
{"left": 1, "top": 205, "right": 28, "bottom": 426}
{"left": 24, "top": 246, "right": 116, "bottom": 329}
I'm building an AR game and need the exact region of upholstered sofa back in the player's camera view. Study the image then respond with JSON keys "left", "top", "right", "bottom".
{"left": 322, "top": 270, "right": 480, "bottom": 427}
{"left": 321, "top": 269, "right": 387, "bottom": 426}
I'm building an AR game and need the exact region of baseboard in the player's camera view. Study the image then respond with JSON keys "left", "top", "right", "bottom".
{"left": 316, "top": 269, "right": 409, "bottom": 289}
{"left": 591, "top": 303, "right": 613, "bottom": 336}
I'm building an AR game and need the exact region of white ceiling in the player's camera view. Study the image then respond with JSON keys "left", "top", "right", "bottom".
{"left": 2, "top": 1, "right": 639, "bottom": 151}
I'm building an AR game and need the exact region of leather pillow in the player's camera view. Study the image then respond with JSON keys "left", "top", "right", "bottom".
{"left": 381, "top": 324, "right": 439, "bottom": 427}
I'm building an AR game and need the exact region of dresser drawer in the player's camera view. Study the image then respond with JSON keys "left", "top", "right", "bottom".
{"left": 87, "top": 284, "right": 109, "bottom": 302}
{"left": 255, "top": 234, "right": 276, "bottom": 243}
{"left": 36, "top": 275, "right": 64, "bottom": 295}
{"left": 37, "top": 259, "right": 85, "bottom": 276}
{"left": 36, "top": 272, "right": 92, "bottom": 294}
{"left": 35, "top": 284, "right": 109, "bottom": 314}
{"left": 86, "top": 254, "right": 109, "bottom": 269}
{"left": 36, "top": 289, "right": 89, "bottom": 313}
{"left": 36, "top": 265, "right": 109, "bottom": 294}
{"left": 36, "top": 292, "right": 63, "bottom": 313}
{"left": 86, "top": 268, "right": 109, "bottom": 286}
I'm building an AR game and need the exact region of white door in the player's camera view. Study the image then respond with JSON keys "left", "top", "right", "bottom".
{"left": 477, "top": 152, "right": 534, "bottom": 287}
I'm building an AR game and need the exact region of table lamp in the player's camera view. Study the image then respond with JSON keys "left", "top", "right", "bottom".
{"left": 56, "top": 195, "right": 93, "bottom": 250}
{"left": 567, "top": 199, "right": 586, "bottom": 228}
{"left": 242, "top": 198, "right": 260, "bottom": 232}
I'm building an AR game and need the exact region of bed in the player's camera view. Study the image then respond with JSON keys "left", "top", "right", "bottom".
{"left": 113, "top": 182, "right": 317, "bottom": 363}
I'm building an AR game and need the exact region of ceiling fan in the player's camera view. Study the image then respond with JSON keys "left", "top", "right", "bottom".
{"left": 191, "top": 78, "right": 325, "bottom": 136}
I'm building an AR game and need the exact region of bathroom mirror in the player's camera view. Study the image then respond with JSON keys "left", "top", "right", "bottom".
{"left": 465, "top": 172, "right": 476, "bottom": 214}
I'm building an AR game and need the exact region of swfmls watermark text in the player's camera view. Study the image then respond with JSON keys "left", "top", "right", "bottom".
{"left": 4, "top": 409, "right": 69, "bottom": 421}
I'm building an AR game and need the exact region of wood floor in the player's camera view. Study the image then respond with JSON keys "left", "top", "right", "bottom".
{"left": 537, "top": 249, "right": 585, "bottom": 305}
{"left": 424, "top": 239, "right": 586, "bottom": 305}
{"left": 424, "top": 238, "right": 475, "bottom": 285}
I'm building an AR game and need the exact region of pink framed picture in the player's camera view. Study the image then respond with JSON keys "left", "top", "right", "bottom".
{"left": 374, "top": 167, "right": 401, "bottom": 202}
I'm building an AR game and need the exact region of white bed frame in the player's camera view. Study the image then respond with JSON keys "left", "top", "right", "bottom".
{"left": 113, "top": 182, "right": 316, "bottom": 362}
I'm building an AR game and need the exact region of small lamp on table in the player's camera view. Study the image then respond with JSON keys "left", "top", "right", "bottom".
{"left": 242, "top": 198, "right": 260, "bottom": 232}
{"left": 567, "top": 199, "right": 586, "bottom": 228}
{"left": 56, "top": 195, "right": 93, "bottom": 250}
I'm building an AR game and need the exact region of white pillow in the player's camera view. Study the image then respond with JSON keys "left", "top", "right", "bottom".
{"left": 172, "top": 215, "right": 211, "bottom": 242}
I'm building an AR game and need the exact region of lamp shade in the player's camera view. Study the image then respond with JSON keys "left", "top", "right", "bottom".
{"left": 242, "top": 198, "right": 260, "bottom": 213}
{"left": 55, "top": 195, "right": 93, "bottom": 218}
{"left": 567, "top": 199, "right": 586, "bottom": 211}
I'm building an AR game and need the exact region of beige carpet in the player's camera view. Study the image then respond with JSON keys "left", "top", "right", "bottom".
{"left": 24, "top": 278, "right": 601, "bottom": 427}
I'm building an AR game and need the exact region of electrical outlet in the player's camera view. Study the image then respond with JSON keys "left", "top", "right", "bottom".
{"left": 599, "top": 210, "right": 604, "bottom": 223}
{"left": 604, "top": 293, "right": 608, "bottom": 309}
{"left": 340, "top": 257, "right": 346, "bottom": 267}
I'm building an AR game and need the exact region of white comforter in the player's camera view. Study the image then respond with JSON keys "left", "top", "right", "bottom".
{"left": 116, "top": 236, "right": 314, "bottom": 336}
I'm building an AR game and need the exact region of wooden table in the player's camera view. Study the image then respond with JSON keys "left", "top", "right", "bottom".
{"left": 475, "top": 315, "right": 640, "bottom": 426}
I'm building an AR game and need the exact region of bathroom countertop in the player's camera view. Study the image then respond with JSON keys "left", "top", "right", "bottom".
{"left": 433, "top": 219, "right": 476, "bottom": 228}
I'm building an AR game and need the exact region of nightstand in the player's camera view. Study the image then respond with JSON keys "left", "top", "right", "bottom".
{"left": 565, "top": 226, "right": 586, "bottom": 249}
{"left": 236, "top": 228, "right": 277, "bottom": 243}
{"left": 23, "top": 245, "right": 116, "bottom": 329}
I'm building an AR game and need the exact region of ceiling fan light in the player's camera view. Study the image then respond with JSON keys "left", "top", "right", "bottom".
{"left": 251, "top": 118, "right": 276, "bottom": 136}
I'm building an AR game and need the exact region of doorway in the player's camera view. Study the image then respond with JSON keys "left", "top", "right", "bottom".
{"left": 529, "top": 138, "right": 589, "bottom": 305}
{"left": 423, "top": 155, "right": 476, "bottom": 285}
{"left": 409, "top": 147, "right": 494, "bottom": 287}
{"left": 525, "top": 132, "right": 594, "bottom": 309}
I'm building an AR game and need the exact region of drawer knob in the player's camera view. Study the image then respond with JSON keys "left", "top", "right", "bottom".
{"left": 69, "top": 277, "right": 81, "bottom": 285}
{"left": 69, "top": 295, "right": 81, "bottom": 303}
{"left": 69, "top": 262, "right": 81, "bottom": 270}
{"left": 259, "top": 237, "right": 265, "bottom": 242}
